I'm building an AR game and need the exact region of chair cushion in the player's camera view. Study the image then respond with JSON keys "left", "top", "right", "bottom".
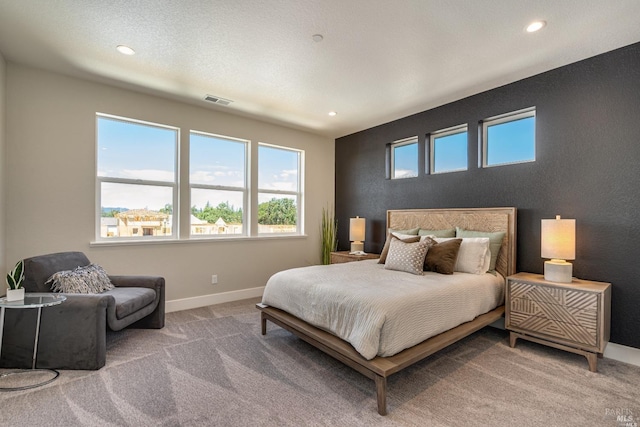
{"left": 104, "top": 287, "right": 157, "bottom": 319}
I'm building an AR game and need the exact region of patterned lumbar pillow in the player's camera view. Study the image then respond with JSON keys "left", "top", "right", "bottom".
{"left": 384, "top": 237, "right": 429, "bottom": 275}
{"left": 47, "top": 264, "right": 114, "bottom": 294}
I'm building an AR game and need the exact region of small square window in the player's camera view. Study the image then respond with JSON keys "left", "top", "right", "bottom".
{"left": 430, "top": 125, "right": 468, "bottom": 174}
{"left": 391, "top": 137, "right": 418, "bottom": 179}
{"left": 482, "top": 108, "right": 535, "bottom": 167}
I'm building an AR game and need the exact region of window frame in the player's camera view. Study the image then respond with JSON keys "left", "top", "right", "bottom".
{"left": 189, "top": 130, "right": 249, "bottom": 238}
{"left": 429, "top": 124, "right": 468, "bottom": 174}
{"left": 482, "top": 107, "right": 536, "bottom": 168}
{"left": 95, "top": 113, "right": 179, "bottom": 242}
{"left": 390, "top": 136, "right": 419, "bottom": 179}
{"left": 257, "top": 142, "right": 304, "bottom": 236}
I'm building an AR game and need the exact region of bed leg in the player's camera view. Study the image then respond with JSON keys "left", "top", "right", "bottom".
{"left": 261, "top": 312, "right": 267, "bottom": 335}
{"left": 375, "top": 375, "right": 387, "bottom": 416}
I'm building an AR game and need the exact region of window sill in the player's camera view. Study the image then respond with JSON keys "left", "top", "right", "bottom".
{"left": 90, "top": 234, "right": 308, "bottom": 248}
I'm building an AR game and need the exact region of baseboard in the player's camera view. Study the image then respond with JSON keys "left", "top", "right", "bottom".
{"left": 604, "top": 342, "right": 640, "bottom": 368}
{"left": 165, "top": 286, "right": 265, "bottom": 313}
{"left": 166, "top": 291, "right": 640, "bottom": 368}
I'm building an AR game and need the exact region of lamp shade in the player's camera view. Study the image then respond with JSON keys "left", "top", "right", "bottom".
{"left": 349, "top": 217, "right": 366, "bottom": 242}
{"left": 541, "top": 215, "right": 575, "bottom": 260}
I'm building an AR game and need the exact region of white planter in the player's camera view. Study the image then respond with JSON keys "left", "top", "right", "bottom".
{"left": 6, "top": 288, "right": 25, "bottom": 301}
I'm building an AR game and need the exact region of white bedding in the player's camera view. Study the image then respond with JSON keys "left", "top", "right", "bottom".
{"left": 261, "top": 260, "right": 504, "bottom": 360}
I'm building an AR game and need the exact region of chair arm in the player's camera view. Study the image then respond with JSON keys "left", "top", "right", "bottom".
{"left": 0, "top": 293, "right": 112, "bottom": 370}
{"left": 109, "top": 275, "right": 164, "bottom": 290}
{"left": 42, "top": 294, "right": 112, "bottom": 369}
{"left": 108, "top": 276, "right": 165, "bottom": 329}
{"left": 56, "top": 293, "right": 113, "bottom": 311}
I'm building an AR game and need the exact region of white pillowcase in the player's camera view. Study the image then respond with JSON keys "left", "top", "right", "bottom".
{"left": 433, "top": 237, "right": 491, "bottom": 274}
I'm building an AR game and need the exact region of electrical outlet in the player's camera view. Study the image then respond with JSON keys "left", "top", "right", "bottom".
{"left": 211, "top": 274, "right": 218, "bottom": 285}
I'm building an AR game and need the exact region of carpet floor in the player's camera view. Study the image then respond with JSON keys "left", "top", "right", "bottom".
{"left": 0, "top": 297, "right": 638, "bottom": 426}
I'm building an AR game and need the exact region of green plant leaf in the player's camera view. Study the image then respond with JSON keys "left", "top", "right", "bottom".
{"left": 320, "top": 206, "right": 338, "bottom": 265}
{"left": 6, "top": 260, "right": 25, "bottom": 290}
{"left": 7, "top": 272, "right": 16, "bottom": 289}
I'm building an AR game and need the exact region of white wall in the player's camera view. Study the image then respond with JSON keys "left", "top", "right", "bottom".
{"left": 5, "top": 63, "right": 335, "bottom": 305}
{"left": 0, "top": 52, "right": 6, "bottom": 280}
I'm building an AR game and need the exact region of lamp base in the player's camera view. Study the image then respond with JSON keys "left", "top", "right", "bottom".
{"left": 350, "top": 241, "right": 364, "bottom": 252}
{"left": 544, "top": 260, "right": 573, "bottom": 283}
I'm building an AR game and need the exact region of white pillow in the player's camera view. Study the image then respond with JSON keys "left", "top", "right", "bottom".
{"left": 434, "top": 237, "right": 490, "bottom": 274}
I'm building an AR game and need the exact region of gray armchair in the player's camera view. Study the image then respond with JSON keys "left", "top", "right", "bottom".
{"left": 0, "top": 251, "right": 165, "bottom": 370}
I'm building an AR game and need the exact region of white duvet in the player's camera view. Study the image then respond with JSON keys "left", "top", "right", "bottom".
{"left": 261, "top": 260, "right": 504, "bottom": 360}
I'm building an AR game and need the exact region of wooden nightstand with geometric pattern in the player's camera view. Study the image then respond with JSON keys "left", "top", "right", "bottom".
{"left": 330, "top": 251, "right": 379, "bottom": 264}
{"left": 506, "top": 272, "right": 611, "bottom": 372}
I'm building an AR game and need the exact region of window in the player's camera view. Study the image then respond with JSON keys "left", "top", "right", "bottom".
{"left": 96, "top": 114, "right": 178, "bottom": 240}
{"left": 482, "top": 108, "right": 535, "bottom": 167}
{"left": 96, "top": 114, "right": 305, "bottom": 242}
{"left": 430, "top": 125, "right": 468, "bottom": 174}
{"left": 258, "top": 144, "right": 303, "bottom": 234}
{"left": 391, "top": 137, "right": 419, "bottom": 179}
{"left": 190, "top": 131, "right": 248, "bottom": 236}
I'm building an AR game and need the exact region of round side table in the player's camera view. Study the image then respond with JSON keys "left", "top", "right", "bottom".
{"left": 0, "top": 293, "right": 66, "bottom": 391}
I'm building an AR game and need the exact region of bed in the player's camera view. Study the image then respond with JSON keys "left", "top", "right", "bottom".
{"left": 257, "top": 207, "right": 517, "bottom": 415}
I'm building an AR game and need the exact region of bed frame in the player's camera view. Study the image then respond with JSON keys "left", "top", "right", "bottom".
{"left": 257, "top": 207, "right": 517, "bottom": 415}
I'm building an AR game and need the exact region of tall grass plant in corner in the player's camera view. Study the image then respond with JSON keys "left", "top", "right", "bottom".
{"left": 321, "top": 206, "right": 338, "bottom": 265}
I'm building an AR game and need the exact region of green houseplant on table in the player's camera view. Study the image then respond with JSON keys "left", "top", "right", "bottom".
{"left": 5, "top": 259, "right": 25, "bottom": 301}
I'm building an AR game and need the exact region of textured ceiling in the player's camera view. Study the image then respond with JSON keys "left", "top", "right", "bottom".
{"left": 1, "top": 1, "right": 640, "bottom": 138}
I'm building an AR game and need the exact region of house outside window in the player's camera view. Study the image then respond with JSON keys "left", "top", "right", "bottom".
{"left": 482, "top": 107, "right": 536, "bottom": 167}
{"left": 96, "top": 114, "right": 178, "bottom": 240}
{"left": 258, "top": 143, "right": 304, "bottom": 234}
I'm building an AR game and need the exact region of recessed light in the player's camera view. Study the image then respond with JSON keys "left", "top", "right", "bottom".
{"left": 116, "top": 45, "right": 136, "bottom": 55}
{"left": 312, "top": 34, "right": 324, "bottom": 43}
{"left": 526, "top": 20, "right": 546, "bottom": 33}
{"left": 328, "top": 111, "right": 337, "bottom": 116}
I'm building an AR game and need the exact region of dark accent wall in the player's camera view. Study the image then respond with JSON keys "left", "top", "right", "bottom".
{"left": 335, "top": 42, "right": 640, "bottom": 349}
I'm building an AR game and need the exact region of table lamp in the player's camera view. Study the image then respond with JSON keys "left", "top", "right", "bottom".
{"left": 541, "top": 215, "right": 575, "bottom": 283}
{"left": 349, "top": 216, "right": 366, "bottom": 253}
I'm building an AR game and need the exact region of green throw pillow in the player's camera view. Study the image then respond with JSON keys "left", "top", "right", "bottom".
{"left": 418, "top": 228, "right": 456, "bottom": 237}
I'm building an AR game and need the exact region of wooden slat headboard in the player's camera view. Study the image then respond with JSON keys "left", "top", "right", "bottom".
{"left": 386, "top": 207, "right": 517, "bottom": 278}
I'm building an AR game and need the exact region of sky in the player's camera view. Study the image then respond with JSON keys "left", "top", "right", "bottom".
{"left": 393, "top": 115, "right": 535, "bottom": 178}
{"left": 98, "top": 116, "right": 299, "bottom": 214}
{"left": 99, "top": 114, "right": 533, "bottom": 212}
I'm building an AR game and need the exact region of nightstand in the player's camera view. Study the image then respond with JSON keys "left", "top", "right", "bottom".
{"left": 506, "top": 272, "right": 611, "bottom": 372}
{"left": 330, "top": 251, "right": 379, "bottom": 264}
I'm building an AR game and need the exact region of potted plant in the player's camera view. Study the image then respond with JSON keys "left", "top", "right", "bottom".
{"left": 321, "top": 206, "right": 338, "bottom": 265}
{"left": 6, "top": 259, "right": 25, "bottom": 301}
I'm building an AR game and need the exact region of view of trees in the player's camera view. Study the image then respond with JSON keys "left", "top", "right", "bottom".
{"left": 190, "top": 198, "right": 296, "bottom": 225}
{"left": 101, "top": 207, "right": 126, "bottom": 217}
{"left": 191, "top": 201, "right": 242, "bottom": 224}
{"left": 103, "top": 198, "right": 296, "bottom": 225}
{"left": 159, "top": 204, "right": 173, "bottom": 214}
{"left": 257, "top": 197, "right": 296, "bottom": 225}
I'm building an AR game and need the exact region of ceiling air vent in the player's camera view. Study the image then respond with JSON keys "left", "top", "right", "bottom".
{"left": 203, "top": 95, "right": 233, "bottom": 106}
